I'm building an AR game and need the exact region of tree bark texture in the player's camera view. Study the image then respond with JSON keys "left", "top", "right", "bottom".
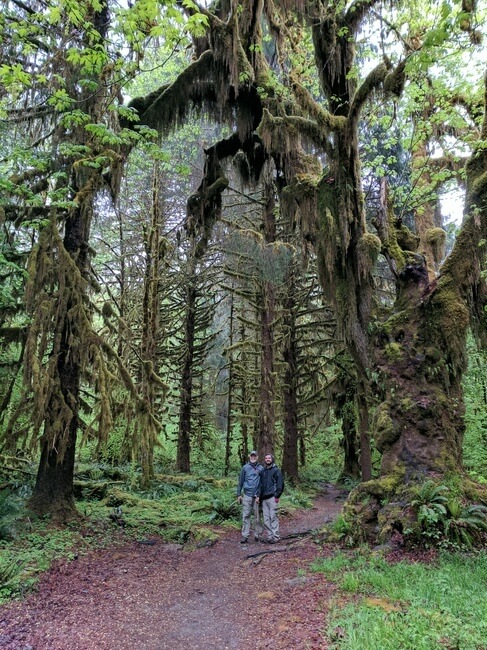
{"left": 257, "top": 169, "right": 277, "bottom": 455}
{"left": 281, "top": 265, "right": 299, "bottom": 483}
{"left": 177, "top": 270, "right": 196, "bottom": 473}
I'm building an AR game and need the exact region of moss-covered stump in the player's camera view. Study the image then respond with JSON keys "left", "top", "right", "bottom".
{"left": 342, "top": 475, "right": 487, "bottom": 546}
{"left": 343, "top": 474, "right": 410, "bottom": 543}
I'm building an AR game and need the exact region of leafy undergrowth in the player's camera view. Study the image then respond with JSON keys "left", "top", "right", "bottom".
{"left": 312, "top": 548, "right": 487, "bottom": 649}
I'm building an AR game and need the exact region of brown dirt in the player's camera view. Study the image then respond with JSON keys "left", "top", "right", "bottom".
{"left": 0, "top": 484, "right": 348, "bottom": 650}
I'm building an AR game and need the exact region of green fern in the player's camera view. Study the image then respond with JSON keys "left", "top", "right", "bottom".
{"left": 0, "top": 489, "right": 24, "bottom": 541}
{"left": 444, "top": 500, "right": 487, "bottom": 548}
{"left": 411, "top": 481, "right": 448, "bottom": 530}
{"left": 0, "top": 555, "right": 24, "bottom": 588}
{"left": 208, "top": 498, "right": 239, "bottom": 523}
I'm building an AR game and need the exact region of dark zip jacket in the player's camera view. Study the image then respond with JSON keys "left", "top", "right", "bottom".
{"left": 260, "top": 463, "right": 284, "bottom": 500}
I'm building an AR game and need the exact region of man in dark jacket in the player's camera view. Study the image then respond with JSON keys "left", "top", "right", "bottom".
{"left": 236, "top": 450, "right": 264, "bottom": 544}
{"left": 260, "top": 453, "right": 284, "bottom": 544}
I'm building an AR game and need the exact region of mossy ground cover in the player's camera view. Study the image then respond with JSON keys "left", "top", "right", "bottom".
{"left": 313, "top": 549, "right": 487, "bottom": 649}
{"left": 0, "top": 468, "right": 312, "bottom": 603}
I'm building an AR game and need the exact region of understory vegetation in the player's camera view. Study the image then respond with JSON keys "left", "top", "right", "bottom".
{"left": 0, "top": 449, "right": 317, "bottom": 604}
{"left": 1, "top": 382, "right": 486, "bottom": 626}
{"left": 313, "top": 550, "right": 487, "bottom": 649}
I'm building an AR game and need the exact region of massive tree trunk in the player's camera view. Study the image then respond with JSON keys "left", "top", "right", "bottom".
{"left": 27, "top": 185, "right": 96, "bottom": 520}
{"left": 23, "top": 1, "right": 118, "bottom": 519}
{"left": 28, "top": 210, "right": 88, "bottom": 519}
{"left": 346, "top": 76, "right": 487, "bottom": 538}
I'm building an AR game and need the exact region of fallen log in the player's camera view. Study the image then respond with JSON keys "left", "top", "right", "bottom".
{"left": 246, "top": 547, "right": 289, "bottom": 559}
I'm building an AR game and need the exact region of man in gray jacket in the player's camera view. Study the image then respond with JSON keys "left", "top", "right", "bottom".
{"left": 236, "top": 450, "right": 264, "bottom": 544}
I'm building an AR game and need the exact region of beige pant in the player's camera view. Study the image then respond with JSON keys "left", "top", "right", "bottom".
{"left": 262, "top": 497, "right": 280, "bottom": 541}
{"left": 241, "top": 495, "right": 263, "bottom": 539}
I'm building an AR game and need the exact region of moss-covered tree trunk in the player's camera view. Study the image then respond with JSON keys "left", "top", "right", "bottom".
{"left": 333, "top": 358, "right": 361, "bottom": 482}
{"left": 237, "top": 320, "right": 251, "bottom": 462}
{"left": 24, "top": 1, "right": 117, "bottom": 519}
{"left": 224, "top": 290, "right": 235, "bottom": 476}
{"left": 257, "top": 169, "right": 277, "bottom": 455}
{"left": 281, "top": 264, "right": 299, "bottom": 483}
{"left": 27, "top": 209, "right": 89, "bottom": 519}
{"left": 313, "top": 58, "right": 378, "bottom": 483}
{"left": 347, "top": 77, "right": 487, "bottom": 538}
{"left": 27, "top": 181, "right": 96, "bottom": 520}
{"left": 177, "top": 258, "right": 196, "bottom": 474}
{"left": 139, "top": 170, "right": 164, "bottom": 485}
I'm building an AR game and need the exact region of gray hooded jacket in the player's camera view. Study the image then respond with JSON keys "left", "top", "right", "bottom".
{"left": 236, "top": 461, "right": 263, "bottom": 498}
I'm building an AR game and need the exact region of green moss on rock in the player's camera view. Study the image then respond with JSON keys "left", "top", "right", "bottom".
{"left": 384, "top": 342, "right": 402, "bottom": 362}
{"left": 374, "top": 402, "right": 401, "bottom": 452}
{"left": 396, "top": 223, "right": 420, "bottom": 253}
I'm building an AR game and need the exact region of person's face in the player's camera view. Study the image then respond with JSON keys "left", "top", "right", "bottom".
{"left": 250, "top": 453, "right": 258, "bottom": 462}
{"left": 265, "top": 455, "right": 272, "bottom": 466}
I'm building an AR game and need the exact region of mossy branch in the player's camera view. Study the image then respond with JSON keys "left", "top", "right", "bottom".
{"left": 345, "top": 0, "right": 384, "bottom": 31}
{"left": 290, "top": 73, "right": 346, "bottom": 135}
{"left": 127, "top": 50, "right": 216, "bottom": 134}
{"left": 258, "top": 108, "right": 333, "bottom": 155}
{"left": 348, "top": 62, "right": 388, "bottom": 127}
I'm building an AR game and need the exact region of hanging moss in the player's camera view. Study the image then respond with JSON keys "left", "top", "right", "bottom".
{"left": 357, "top": 232, "right": 381, "bottom": 278}
{"left": 126, "top": 51, "right": 219, "bottom": 134}
{"left": 424, "top": 227, "right": 446, "bottom": 265}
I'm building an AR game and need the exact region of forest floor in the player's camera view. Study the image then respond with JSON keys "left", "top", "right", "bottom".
{"left": 0, "top": 484, "right": 349, "bottom": 650}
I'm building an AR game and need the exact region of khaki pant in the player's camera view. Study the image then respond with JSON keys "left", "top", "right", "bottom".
{"left": 241, "top": 495, "right": 263, "bottom": 539}
{"left": 262, "top": 497, "right": 280, "bottom": 541}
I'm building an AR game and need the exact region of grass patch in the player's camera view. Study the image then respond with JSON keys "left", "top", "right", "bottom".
{"left": 312, "top": 550, "right": 487, "bottom": 649}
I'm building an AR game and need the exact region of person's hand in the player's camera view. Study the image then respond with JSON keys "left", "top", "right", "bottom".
{"left": 275, "top": 498, "right": 279, "bottom": 504}
{"left": 237, "top": 496, "right": 242, "bottom": 504}
{"left": 255, "top": 496, "right": 259, "bottom": 502}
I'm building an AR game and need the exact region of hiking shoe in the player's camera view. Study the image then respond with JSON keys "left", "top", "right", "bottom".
{"left": 240, "top": 536, "right": 248, "bottom": 544}
{"left": 254, "top": 535, "right": 261, "bottom": 542}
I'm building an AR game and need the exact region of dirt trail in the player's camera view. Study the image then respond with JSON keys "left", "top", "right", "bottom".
{"left": 0, "top": 484, "right": 346, "bottom": 650}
